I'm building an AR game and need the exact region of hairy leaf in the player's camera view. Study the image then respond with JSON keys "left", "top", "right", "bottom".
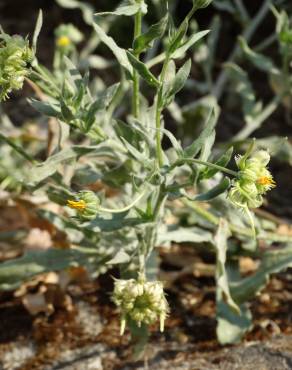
{"left": 92, "top": 19, "right": 132, "bottom": 75}
{"left": 0, "top": 247, "right": 100, "bottom": 291}
{"left": 126, "top": 51, "right": 160, "bottom": 87}
{"left": 133, "top": 14, "right": 168, "bottom": 54}
{"left": 184, "top": 98, "right": 220, "bottom": 158}
{"left": 239, "top": 37, "right": 279, "bottom": 74}
{"left": 172, "top": 30, "right": 210, "bottom": 59}
{"left": 200, "top": 147, "right": 233, "bottom": 180}
{"left": 24, "top": 146, "right": 97, "bottom": 186}
{"left": 97, "top": 0, "right": 147, "bottom": 17}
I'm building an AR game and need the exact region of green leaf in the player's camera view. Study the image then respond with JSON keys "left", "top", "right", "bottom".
{"left": 194, "top": 178, "right": 230, "bottom": 201}
{"left": 157, "top": 225, "right": 213, "bottom": 245}
{"left": 168, "top": 18, "right": 189, "bottom": 56}
{"left": 0, "top": 247, "right": 100, "bottom": 291}
{"left": 63, "top": 57, "right": 84, "bottom": 93}
{"left": 81, "top": 213, "right": 146, "bottom": 232}
{"left": 162, "top": 128, "right": 183, "bottom": 156}
{"left": 106, "top": 250, "right": 131, "bottom": 265}
{"left": 24, "top": 146, "right": 97, "bottom": 186}
{"left": 120, "top": 137, "right": 151, "bottom": 166}
{"left": 231, "top": 245, "right": 292, "bottom": 304}
{"left": 184, "top": 98, "right": 220, "bottom": 158}
{"left": 126, "top": 51, "right": 160, "bottom": 88}
{"left": 239, "top": 37, "right": 279, "bottom": 74}
{"left": 92, "top": 19, "right": 132, "bottom": 75}
{"left": 200, "top": 147, "right": 233, "bottom": 180}
{"left": 217, "top": 301, "right": 252, "bottom": 344}
{"left": 0, "top": 133, "right": 35, "bottom": 163}
{"left": 193, "top": 0, "right": 213, "bottom": 9}
{"left": 198, "top": 130, "right": 216, "bottom": 162}
{"left": 215, "top": 219, "right": 250, "bottom": 345}
{"left": 29, "top": 99, "right": 61, "bottom": 118}
{"left": 97, "top": 0, "right": 147, "bottom": 17}
{"left": 215, "top": 219, "right": 240, "bottom": 314}
{"left": 133, "top": 14, "right": 168, "bottom": 54}
{"left": 163, "top": 59, "right": 192, "bottom": 105}
{"left": 172, "top": 30, "right": 210, "bottom": 59}
{"left": 84, "top": 83, "right": 120, "bottom": 131}
{"left": 32, "top": 10, "right": 43, "bottom": 54}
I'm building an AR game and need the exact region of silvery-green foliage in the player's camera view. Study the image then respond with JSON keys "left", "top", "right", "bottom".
{"left": 0, "top": 0, "right": 292, "bottom": 349}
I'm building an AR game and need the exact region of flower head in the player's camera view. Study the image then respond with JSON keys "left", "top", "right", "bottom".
{"left": 56, "top": 36, "right": 71, "bottom": 48}
{"left": 67, "top": 190, "right": 100, "bottom": 221}
{"left": 0, "top": 32, "right": 33, "bottom": 101}
{"left": 112, "top": 274, "right": 169, "bottom": 335}
{"left": 55, "top": 24, "right": 83, "bottom": 51}
{"left": 229, "top": 149, "right": 275, "bottom": 209}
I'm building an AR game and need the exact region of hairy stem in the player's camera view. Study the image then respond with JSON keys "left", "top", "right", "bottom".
{"left": 132, "top": 3, "right": 142, "bottom": 118}
{"left": 183, "top": 199, "right": 292, "bottom": 243}
{"left": 171, "top": 158, "right": 238, "bottom": 177}
{"left": 155, "top": 54, "right": 170, "bottom": 167}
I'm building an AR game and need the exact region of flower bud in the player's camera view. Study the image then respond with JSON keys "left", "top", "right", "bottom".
{"left": 229, "top": 150, "right": 275, "bottom": 209}
{"left": 0, "top": 33, "right": 33, "bottom": 101}
{"left": 67, "top": 190, "right": 100, "bottom": 221}
{"left": 112, "top": 275, "right": 169, "bottom": 335}
{"left": 55, "top": 24, "right": 83, "bottom": 51}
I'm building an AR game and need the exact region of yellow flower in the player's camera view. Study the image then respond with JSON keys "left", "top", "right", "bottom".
{"left": 67, "top": 199, "right": 86, "bottom": 210}
{"left": 56, "top": 36, "right": 71, "bottom": 48}
{"left": 256, "top": 176, "right": 276, "bottom": 188}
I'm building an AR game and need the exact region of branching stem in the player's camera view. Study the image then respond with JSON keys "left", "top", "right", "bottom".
{"left": 171, "top": 158, "right": 238, "bottom": 177}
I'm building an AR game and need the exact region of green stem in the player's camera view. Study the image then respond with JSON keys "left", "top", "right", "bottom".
{"left": 155, "top": 54, "right": 170, "bottom": 167}
{"left": 132, "top": 4, "right": 142, "bottom": 118}
{"left": 172, "top": 158, "right": 238, "bottom": 177}
{"left": 99, "top": 190, "right": 146, "bottom": 214}
{"left": 183, "top": 199, "right": 292, "bottom": 243}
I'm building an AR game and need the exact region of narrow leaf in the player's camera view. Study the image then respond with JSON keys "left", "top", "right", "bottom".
{"left": 239, "top": 37, "right": 279, "bottom": 74}
{"left": 193, "top": 178, "right": 230, "bottom": 201}
{"left": 172, "top": 30, "right": 210, "bottom": 59}
{"left": 215, "top": 219, "right": 240, "bottom": 314}
{"left": 97, "top": 1, "right": 143, "bottom": 17}
{"left": 184, "top": 100, "right": 219, "bottom": 158}
{"left": 200, "top": 147, "right": 233, "bottom": 180}
{"left": 164, "top": 59, "right": 192, "bottom": 104}
{"left": 32, "top": 10, "right": 43, "bottom": 53}
{"left": 92, "top": 19, "right": 132, "bottom": 75}
{"left": 126, "top": 51, "right": 160, "bottom": 88}
{"left": 133, "top": 14, "right": 168, "bottom": 54}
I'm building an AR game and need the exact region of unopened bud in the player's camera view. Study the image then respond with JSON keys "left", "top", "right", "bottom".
{"left": 67, "top": 190, "right": 100, "bottom": 220}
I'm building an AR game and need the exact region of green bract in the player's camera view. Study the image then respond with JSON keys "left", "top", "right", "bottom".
{"left": 0, "top": 33, "right": 33, "bottom": 101}
{"left": 229, "top": 150, "right": 275, "bottom": 209}
{"left": 113, "top": 275, "right": 169, "bottom": 335}
{"left": 67, "top": 190, "right": 100, "bottom": 221}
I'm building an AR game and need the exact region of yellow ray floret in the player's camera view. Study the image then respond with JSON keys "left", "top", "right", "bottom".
{"left": 256, "top": 176, "right": 276, "bottom": 187}
{"left": 67, "top": 199, "right": 86, "bottom": 210}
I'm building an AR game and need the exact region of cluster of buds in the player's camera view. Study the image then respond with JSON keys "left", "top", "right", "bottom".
{"left": 67, "top": 190, "right": 100, "bottom": 221}
{"left": 0, "top": 32, "right": 33, "bottom": 101}
{"left": 55, "top": 24, "right": 83, "bottom": 51}
{"left": 229, "top": 150, "right": 276, "bottom": 209}
{"left": 112, "top": 274, "right": 169, "bottom": 335}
